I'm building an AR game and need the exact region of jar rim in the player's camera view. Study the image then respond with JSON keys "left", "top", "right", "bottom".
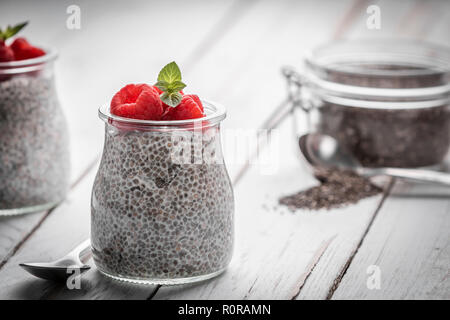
{"left": 0, "top": 47, "right": 58, "bottom": 68}
{"left": 98, "top": 99, "right": 226, "bottom": 128}
{"left": 305, "top": 39, "right": 450, "bottom": 78}
{"left": 303, "top": 39, "right": 450, "bottom": 106}
{"left": 317, "top": 93, "right": 450, "bottom": 110}
{"left": 0, "top": 47, "right": 58, "bottom": 75}
{"left": 306, "top": 71, "right": 450, "bottom": 100}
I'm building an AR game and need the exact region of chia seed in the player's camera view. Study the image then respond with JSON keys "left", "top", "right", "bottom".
{"left": 279, "top": 168, "right": 382, "bottom": 211}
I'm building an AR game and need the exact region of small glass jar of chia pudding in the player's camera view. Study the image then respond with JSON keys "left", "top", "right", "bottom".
{"left": 91, "top": 101, "right": 234, "bottom": 285}
{"left": 0, "top": 49, "right": 70, "bottom": 215}
{"left": 289, "top": 40, "right": 450, "bottom": 168}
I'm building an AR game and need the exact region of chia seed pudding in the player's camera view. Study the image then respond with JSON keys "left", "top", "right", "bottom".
{"left": 91, "top": 102, "right": 234, "bottom": 284}
{"left": 0, "top": 51, "right": 70, "bottom": 215}
{"left": 299, "top": 40, "right": 450, "bottom": 168}
{"left": 317, "top": 102, "right": 450, "bottom": 168}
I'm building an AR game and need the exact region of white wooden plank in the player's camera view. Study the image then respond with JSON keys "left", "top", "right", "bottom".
{"left": 331, "top": 181, "right": 450, "bottom": 300}
{"left": 0, "top": 212, "right": 46, "bottom": 268}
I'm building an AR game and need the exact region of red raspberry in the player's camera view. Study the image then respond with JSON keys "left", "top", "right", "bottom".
{"left": 0, "top": 46, "right": 14, "bottom": 62}
{"left": 162, "top": 94, "right": 205, "bottom": 120}
{"left": 0, "top": 41, "right": 14, "bottom": 62}
{"left": 110, "top": 84, "right": 163, "bottom": 120}
{"left": 10, "top": 37, "right": 45, "bottom": 60}
{"left": 187, "top": 94, "right": 204, "bottom": 112}
{"left": 10, "top": 38, "right": 28, "bottom": 51}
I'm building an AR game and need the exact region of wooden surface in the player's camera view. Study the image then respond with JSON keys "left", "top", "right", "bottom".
{"left": 0, "top": 0, "right": 449, "bottom": 300}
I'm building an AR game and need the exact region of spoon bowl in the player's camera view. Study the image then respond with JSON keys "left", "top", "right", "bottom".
{"left": 299, "top": 133, "right": 450, "bottom": 186}
{"left": 19, "top": 239, "right": 91, "bottom": 282}
{"left": 19, "top": 263, "right": 90, "bottom": 282}
{"left": 299, "top": 133, "right": 360, "bottom": 171}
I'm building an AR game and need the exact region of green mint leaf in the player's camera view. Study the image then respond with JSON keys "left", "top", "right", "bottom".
{"left": 1, "top": 21, "right": 28, "bottom": 40}
{"left": 157, "top": 61, "right": 182, "bottom": 83}
{"left": 156, "top": 62, "right": 186, "bottom": 107}
{"left": 155, "top": 80, "right": 169, "bottom": 92}
{"left": 168, "top": 80, "right": 186, "bottom": 92}
{"left": 160, "top": 92, "right": 183, "bottom": 108}
{"left": 155, "top": 80, "right": 185, "bottom": 93}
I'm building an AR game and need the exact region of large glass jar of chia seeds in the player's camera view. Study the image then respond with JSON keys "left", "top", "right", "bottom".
{"left": 0, "top": 49, "right": 70, "bottom": 215}
{"left": 91, "top": 101, "right": 234, "bottom": 285}
{"left": 291, "top": 40, "right": 450, "bottom": 168}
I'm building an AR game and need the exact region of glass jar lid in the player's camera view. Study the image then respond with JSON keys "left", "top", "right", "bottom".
{"left": 304, "top": 39, "right": 450, "bottom": 107}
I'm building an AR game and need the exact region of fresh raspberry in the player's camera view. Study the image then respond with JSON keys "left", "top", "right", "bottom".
{"left": 10, "top": 38, "right": 28, "bottom": 51}
{"left": 162, "top": 94, "right": 205, "bottom": 120}
{"left": 111, "top": 84, "right": 163, "bottom": 120}
{"left": 0, "top": 41, "right": 14, "bottom": 62}
{"left": 187, "top": 94, "right": 204, "bottom": 112}
{"left": 10, "top": 37, "right": 45, "bottom": 60}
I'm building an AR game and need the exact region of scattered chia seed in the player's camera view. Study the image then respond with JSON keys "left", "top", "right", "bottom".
{"left": 279, "top": 168, "right": 382, "bottom": 211}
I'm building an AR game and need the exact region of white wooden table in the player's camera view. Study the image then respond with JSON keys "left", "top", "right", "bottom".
{"left": 0, "top": 0, "right": 449, "bottom": 300}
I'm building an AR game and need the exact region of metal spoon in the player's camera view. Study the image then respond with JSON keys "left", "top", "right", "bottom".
{"left": 299, "top": 133, "right": 450, "bottom": 186}
{"left": 19, "top": 239, "right": 91, "bottom": 281}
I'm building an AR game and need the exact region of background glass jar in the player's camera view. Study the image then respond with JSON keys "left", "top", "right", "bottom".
{"left": 91, "top": 102, "right": 234, "bottom": 285}
{"left": 0, "top": 49, "right": 71, "bottom": 215}
{"left": 291, "top": 40, "right": 450, "bottom": 169}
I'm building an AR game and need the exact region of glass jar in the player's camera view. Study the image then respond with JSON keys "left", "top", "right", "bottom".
{"left": 0, "top": 49, "right": 71, "bottom": 215}
{"left": 91, "top": 101, "right": 234, "bottom": 285}
{"left": 291, "top": 40, "right": 450, "bottom": 168}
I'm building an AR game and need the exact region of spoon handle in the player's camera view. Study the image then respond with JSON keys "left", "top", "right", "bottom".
{"left": 366, "top": 167, "right": 450, "bottom": 186}
{"left": 67, "top": 239, "right": 91, "bottom": 262}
